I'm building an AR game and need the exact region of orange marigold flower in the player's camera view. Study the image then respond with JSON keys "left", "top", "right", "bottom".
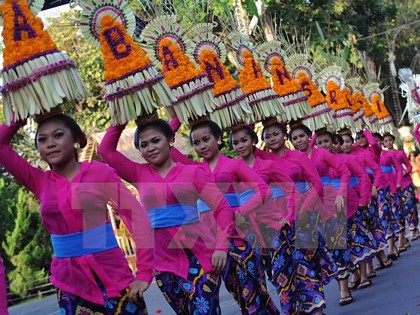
{"left": 297, "top": 72, "right": 326, "bottom": 107}
{"left": 238, "top": 50, "right": 271, "bottom": 94}
{"left": 99, "top": 15, "right": 152, "bottom": 82}
{"left": 354, "top": 92, "right": 374, "bottom": 117}
{"left": 371, "top": 94, "right": 390, "bottom": 119}
{"left": 1, "top": 0, "right": 58, "bottom": 67}
{"left": 325, "top": 81, "right": 350, "bottom": 111}
{"left": 198, "top": 49, "right": 239, "bottom": 96}
{"left": 158, "top": 38, "right": 205, "bottom": 88}
{"left": 342, "top": 88, "right": 361, "bottom": 113}
{"left": 271, "top": 57, "right": 302, "bottom": 96}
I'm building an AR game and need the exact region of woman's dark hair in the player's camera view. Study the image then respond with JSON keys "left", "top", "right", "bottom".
{"left": 35, "top": 114, "right": 87, "bottom": 149}
{"left": 134, "top": 119, "right": 175, "bottom": 149}
{"left": 289, "top": 124, "right": 312, "bottom": 141}
{"left": 332, "top": 133, "right": 344, "bottom": 145}
{"left": 229, "top": 125, "right": 258, "bottom": 145}
{"left": 341, "top": 133, "right": 354, "bottom": 142}
{"left": 316, "top": 130, "right": 334, "bottom": 142}
{"left": 261, "top": 122, "right": 287, "bottom": 141}
{"left": 373, "top": 132, "right": 384, "bottom": 141}
{"left": 190, "top": 120, "right": 225, "bottom": 150}
{"left": 383, "top": 132, "right": 395, "bottom": 141}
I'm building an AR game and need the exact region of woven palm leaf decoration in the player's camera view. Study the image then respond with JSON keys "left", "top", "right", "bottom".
{"left": 139, "top": 15, "right": 216, "bottom": 123}
{"left": 254, "top": 41, "right": 311, "bottom": 122}
{"left": 363, "top": 82, "right": 394, "bottom": 133}
{"left": 185, "top": 23, "right": 252, "bottom": 128}
{"left": 399, "top": 68, "right": 420, "bottom": 123}
{"left": 0, "top": 0, "right": 87, "bottom": 124}
{"left": 78, "top": 0, "right": 175, "bottom": 125}
{"left": 285, "top": 53, "right": 334, "bottom": 131}
{"left": 344, "top": 77, "right": 365, "bottom": 132}
{"left": 317, "top": 65, "right": 354, "bottom": 130}
{"left": 228, "top": 32, "right": 285, "bottom": 122}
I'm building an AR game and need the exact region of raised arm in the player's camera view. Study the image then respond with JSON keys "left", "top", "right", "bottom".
{"left": 98, "top": 124, "right": 140, "bottom": 183}
{"left": 399, "top": 150, "right": 412, "bottom": 175}
{"left": 363, "top": 128, "right": 382, "bottom": 157}
{"left": 0, "top": 122, "right": 43, "bottom": 197}
{"left": 103, "top": 167, "right": 154, "bottom": 284}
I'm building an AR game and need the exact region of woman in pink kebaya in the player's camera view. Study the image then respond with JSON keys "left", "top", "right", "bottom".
{"left": 0, "top": 113, "right": 153, "bottom": 315}
{"left": 98, "top": 115, "right": 234, "bottom": 314}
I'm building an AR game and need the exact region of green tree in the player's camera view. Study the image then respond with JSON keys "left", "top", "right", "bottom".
{"left": 2, "top": 189, "right": 51, "bottom": 297}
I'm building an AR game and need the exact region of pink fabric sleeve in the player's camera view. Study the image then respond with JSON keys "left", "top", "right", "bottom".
{"left": 347, "top": 159, "right": 371, "bottom": 205}
{"left": 310, "top": 134, "right": 316, "bottom": 149}
{"left": 254, "top": 147, "right": 277, "bottom": 160}
{"left": 363, "top": 129, "right": 382, "bottom": 157}
{"left": 399, "top": 151, "right": 412, "bottom": 173}
{"left": 266, "top": 161, "right": 295, "bottom": 213}
{"left": 98, "top": 124, "right": 140, "bottom": 184}
{"left": 0, "top": 123, "right": 43, "bottom": 197}
{"left": 322, "top": 149, "right": 351, "bottom": 196}
{"left": 0, "top": 255, "right": 8, "bottom": 315}
{"left": 390, "top": 151, "right": 403, "bottom": 187}
{"left": 298, "top": 154, "right": 323, "bottom": 211}
{"left": 103, "top": 168, "right": 154, "bottom": 283}
{"left": 194, "top": 167, "right": 233, "bottom": 251}
{"left": 414, "top": 124, "right": 420, "bottom": 143}
{"left": 236, "top": 160, "right": 272, "bottom": 216}
{"left": 170, "top": 146, "right": 198, "bottom": 165}
{"left": 169, "top": 116, "right": 181, "bottom": 133}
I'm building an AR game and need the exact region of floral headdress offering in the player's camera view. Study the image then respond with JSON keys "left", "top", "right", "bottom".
{"left": 0, "top": 0, "right": 87, "bottom": 124}
{"left": 185, "top": 23, "right": 252, "bottom": 129}
{"left": 254, "top": 41, "right": 311, "bottom": 122}
{"left": 344, "top": 77, "right": 365, "bottom": 132}
{"left": 398, "top": 68, "right": 420, "bottom": 123}
{"left": 139, "top": 15, "right": 216, "bottom": 123}
{"left": 285, "top": 53, "right": 334, "bottom": 131}
{"left": 78, "top": 0, "right": 175, "bottom": 125}
{"left": 363, "top": 82, "right": 394, "bottom": 133}
{"left": 228, "top": 32, "right": 285, "bottom": 122}
{"left": 356, "top": 88, "right": 380, "bottom": 133}
{"left": 317, "top": 65, "right": 354, "bottom": 130}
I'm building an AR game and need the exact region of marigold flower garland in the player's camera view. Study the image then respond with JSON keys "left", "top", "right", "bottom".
{"left": 270, "top": 57, "right": 310, "bottom": 122}
{"left": 296, "top": 72, "right": 334, "bottom": 131}
{"left": 0, "top": 0, "right": 87, "bottom": 124}
{"left": 238, "top": 51, "right": 285, "bottom": 121}
{"left": 97, "top": 15, "right": 175, "bottom": 125}
{"left": 342, "top": 86, "right": 364, "bottom": 132}
{"left": 157, "top": 38, "right": 216, "bottom": 122}
{"left": 325, "top": 80, "right": 354, "bottom": 129}
{"left": 197, "top": 49, "right": 251, "bottom": 128}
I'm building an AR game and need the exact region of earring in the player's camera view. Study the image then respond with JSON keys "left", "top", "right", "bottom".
{"left": 217, "top": 140, "right": 222, "bottom": 145}
{"left": 169, "top": 142, "right": 174, "bottom": 147}
{"left": 74, "top": 143, "right": 80, "bottom": 150}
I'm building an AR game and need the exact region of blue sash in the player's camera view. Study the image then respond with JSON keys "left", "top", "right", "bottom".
{"left": 51, "top": 223, "right": 118, "bottom": 258}
{"left": 238, "top": 189, "right": 255, "bottom": 205}
{"left": 295, "top": 181, "right": 310, "bottom": 193}
{"left": 197, "top": 193, "right": 241, "bottom": 213}
{"left": 147, "top": 204, "right": 199, "bottom": 228}
{"left": 381, "top": 165, "right": 394, "bottom": 173}
{"left": 366, "top": 168, "right": 373, "bottom": 175}
{"left": 349, "top": 176, "right": 360, "bottom": 188}
{"left": 321, "top": 176, "right": 341, "bottom": 191}
{"left": 271, "top": 186, "right": 286, "bottom": 198}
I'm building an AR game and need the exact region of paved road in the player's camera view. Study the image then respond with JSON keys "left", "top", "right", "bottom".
{"left": 9, "top": 237, "right": 420, "bottom": 315}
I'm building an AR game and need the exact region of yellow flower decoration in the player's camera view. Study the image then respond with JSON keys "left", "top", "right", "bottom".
{"left": 238, "top": 50, "right": 271, "bottom": 94}
{"left": 296, "top": 72, "right": 326, "bottom": 107}
{"left": 342, "top": 87, "right": 361, "bottom": 113}
{"left": 325, "top": 81, "right": 350, "bottom": 111}
{"left": 99, "top": 15, "right": 152, "bottom": 82}
{"left": 158, "top": 38, "right": 205, "bottom": 88}
{"left": 354, "top": 91, "right": 374, "bottom": 117}
{"left": 198, "top": 49, "right": 238, "bottom": 96}
{"left": 1, "top": 0, "right": 58, "bottom": 68}
{"left": 271, "top": 57, "right": 303, "bottom": 96}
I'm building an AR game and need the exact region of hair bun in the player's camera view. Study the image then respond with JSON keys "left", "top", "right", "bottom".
{"left": 135, "top": 111, "right": 159, "bottom": 127}
{"left": 315, "top": 127, "right": 328, "bottom": 136}
{"left": 188, "top": 115, "right": 209, "bottom": 128}
{"left": 288, "top": 119, "right": 303, "bottom": 130}
{"left": 337, "top": 128, "right": 352, "bottom": 136}
{"left": 262, "top": 117, "right": 278, "bottom": 128}
{"left": 230, "top": 121, "right": 248, "bottom": 132}
{"left": 34, "top": 107, "right": 63, "bottom": 124}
